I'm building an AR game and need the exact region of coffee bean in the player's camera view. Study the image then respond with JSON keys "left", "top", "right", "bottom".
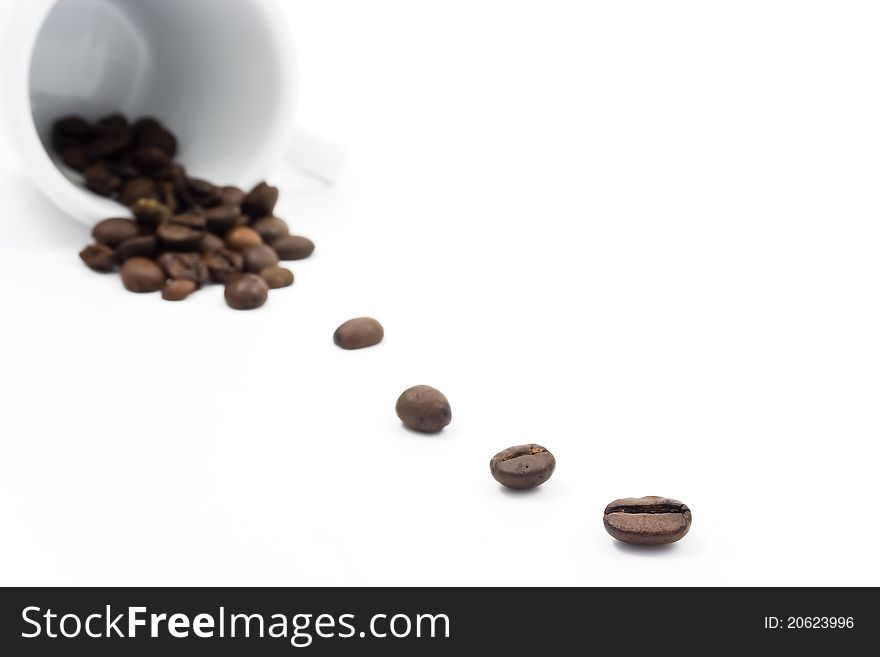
{"left": 271, "top": 235, "right": 314, "bottom": 261}
{"left": 52, "top": 115, "right": 95, "bottom": 151}
{"left": 162, "top": 279, "right": 197, "bottom": 301}
{"left": 84, "top": 163, "right": 122, "bottom": 196}
{"left": 179, "top": 177, "right": 221, "bottom": 208}
{"left": 61, "top": 147, "right": 90, "bottom": 172}
{"left": 199, "top": 232, "right": 225, "bottom": 253}
{"left": 156, "top": 222, "right": 203, "bottom": 251}
{"left": 92, "top": 217, "right": 140, "bottom": 248}
{"left": 132, "top": 117, "right": 177, "bottom": 158}
{"left": 259, "top": 265, "right": 294, "bottom": 289}
{"left": 116, "top": 235, "right": 158, "bottom": 262}
{"left": 224, "top": 273, "right": 268, "bottom": 310}
{"left": 118, "top": 177, "right": 159, "bottom": 206}
{"left": 204, "top": 249, "right": 244, "bottom": 283}
{"left": 219, "top": 185, "right": 246, "bottom": 207}
{"left": 603, "top": 497, "right": 692, "bottom": 546}
{"left": 252, "top": 216, "right": 289, "bottom": 242}
{"left": 395, "top": 385, "right": 451, "bottom": 433}
{"left": 158, "top": 182, "right": 180, "bottom": 214}
{"left": 158, "top": 252, "right": 209, "bottom": 288}
{"left": 242, "top": 181, "right": 279, "bottom": 218}
{"left": 132, "top": 146, "right": 170, "bottom": 172}
{"left": 333, "top": 317, "right": 384, "bottom": 350}
{"left": 131, "top": 198, "right": 172, "bottom": 230}
{"left": 120, "top": 257, "right": 165, "bottom": 293}
{"left": 103, "top": 157, "right": 141, "bottom": 181}
{"left": 86, "top": 122, "right": 132, "bottom": 161}
{"left": 242, "top": 244, "right": 279, "bottom": 273}
{"left": 225, "top": 226, "right": 263, "bottom": 251}
{"left": 79, "top": 243, "right": 116, "bottom": 272}
{"left": 97, "top": 114, "right": 129, "bottom": 130}
{"left": 490, "top": 445, "right": 556, "bottom": 489}
{"left": 204, "top": 204, "right": 242, "bottom": 233}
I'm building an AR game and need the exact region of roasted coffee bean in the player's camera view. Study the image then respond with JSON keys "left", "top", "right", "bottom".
{"left": 271, "top": 235, "right": 314, "bottom": 261}
{"left": 116, "top": 235, "right": 158, "bottom": 262}
{"left": 158, "top": 252, "right": 209, "bottom": 288}
{"left": 118, "top": 177, "right": 159, "bottom": 206}
{"left": 86, "top": 121, "right": 132, "bottom": 161}
{"left": 603, "top": 497, "right": 692, "bottom": 546}
{"left": 224, "top": 273, "right": 269, "bottom": 310}
{"left": 252, "top": 216, "right": 289, "bottom": 242}
{"left": 242, "top": 244, "right": 279, "bottom": 273}
{"left": 219, "top": 185, "right": 246, "bottom": 207}
{"left": 92, "top": 217, "right": 140, "bottom": 248}
{"left": 199, "top": 232, "right": 225, "bottom": 253}
{"left": 259, "top": 265, "right": 294, "bottom": 289}
{"left": 83, "top": 163, "right": 122, "bottom": 196}
{"left": 132, "top": 146, "right": 170, "bottom": 172}
{"left": 490, "top": 445, "right": 556, "bottom": 489}
{"left": 120, "top": 257, "right": 165, "bottom": 293}
{"left": 103, "top": 157, "right": 141, "bottom": 181}
{"left": 242, "top": 181, "right": 279, "bottom": 218}
{"left": 179, "top": 177, "right": 221, "bottom": 208}
{"left": 204, "top": 204, "right": 242, "bottom": 233}
{"left": 333, "top": 317, "right": 384, "bottom": 350}
{"left": 97, "top": 114, "right": 129, "bottom": 130}
{"left": 61, "top": 147, "right": 90, "bottom": 172}
{"left": 52, "top": 115, "right": 95, "bottom": 151}
{"left": 132, "top": 117, "right": 177, "bottom": 157}
{"left": 131, "top": 198, "right": 172, "bottom": 230}
{"left": 395, "top": 385, "right": 451, "bottom": 433}
{"left": 204, "top": 249, "right": 244, "bottom": 283}
{"left": 79, "top": 243, "right": 116, "bottom": 272}
{"left": 162, "top": 279, "right": 197, "bottom": 301}
{"left": 225, "top": 226, "right": 263, "bottom": 251}
{"left": 156, "top": 222, "right": 203, "bottom": 251}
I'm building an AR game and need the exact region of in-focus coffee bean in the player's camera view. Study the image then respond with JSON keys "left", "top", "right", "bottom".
{"left": 242, "top": 181, "right": 279, "bottom": 219}
{"left": 395, "top": 385, "right": 451, "bottom": 433}
{"left": 242, "top": 244, "right": 279, "bottom": 273}
{"left": 120, "top": 257, "right": 165, "bottom": 293}
{"left": 252, "top": 216, "right": 289, "bottom": 242}
{"left": 225, "top": 226, "right": 263, "bottom": 252}
{"left": 79, "top": 243, "right": 116, "bottom": 272}
{"left": 92, "top": 218, "right": 140, "bottom": 248}
{"left": 259, "top": 265, "right": 294, "bottom": 289}
{"left": 489, "top": 444, "right": 556, "bottom": 489}
{"left": 204, "top": 249, "right": 244, "bottom": 283}
{"left": 162, "top": 279, "right": 197, "bottom": 301}
{"left": 224, "top": 273, "right": 269, "bottom": 310}
{"left": 272, "top": 235, "right": 314, "bottom": 261}
{"left": 333, "top": 317, "right": 384, "bottom": 350}
{"left": 603, "top": 497, "right": 692, "bottom": 546}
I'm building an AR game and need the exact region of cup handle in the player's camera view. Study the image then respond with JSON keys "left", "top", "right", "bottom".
{"left": 285, "top": 130, "right": 346, "bottom": 184}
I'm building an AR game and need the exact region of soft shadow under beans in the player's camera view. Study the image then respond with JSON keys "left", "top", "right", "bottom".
{"left": 612, "top": 541, "right": 679, "bottom": 556}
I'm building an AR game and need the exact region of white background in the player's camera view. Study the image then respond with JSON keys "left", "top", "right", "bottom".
{"left": 1, "top": 0, "right": 879, "bottom": 586}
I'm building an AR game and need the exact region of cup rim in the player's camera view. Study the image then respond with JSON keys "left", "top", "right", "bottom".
{"left": 2, "top": 0, "right": 299, "bottom": 227}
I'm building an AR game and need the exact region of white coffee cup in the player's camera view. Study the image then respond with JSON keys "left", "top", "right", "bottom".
{"left": 1, "top": 0, "right": 344, "bottom": 226}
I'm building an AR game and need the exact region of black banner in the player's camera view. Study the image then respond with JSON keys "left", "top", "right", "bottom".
{"left": 0, "top": 588, "right": 871, "bottom": 654}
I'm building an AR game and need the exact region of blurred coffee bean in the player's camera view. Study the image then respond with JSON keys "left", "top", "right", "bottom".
{"left": 156, "top": 221, "right": 203, "bottom": 251}
{"left": 79, "top": 243, "right": 116, "bottom": 272}
{"left": 252, "top": 216, "right": 289, "bottom": 242}
{"left": 333, "top": 317, "right": 384, "bottom": 350}
{"left": 61, "top": 147, "right": 90, "bottom": 172}
{"left": 200, "top": 232, "right": 225, "bottom": 253}
{"left": 395, "top": 385, "right": 452, "bottom": 433}
{"left": 259, "top": 265, "right": 294, "bottom": 289}
{"left": 272, "top": 235, "right": 314, "bottom": 261}
{"left": 242, "top": 244, "right": 278, "bottom": 273}
{"left": 84, "top": 163, "right": 122, "bottom": 196}
{"left": 120, "top": 257, "right": 165, "bottom": 293}
{"left": 158, "top": 252, "right": 208, "bottom": 288}
{"left": 132, "top": 117, "right": 177, "bottom": 158}
{"left": 242, "top": 181, "right": 279, "bottom": 218}
{"left": 118, "top": 177, "right": 159, "bottom": 206}
{"left": 52, "top": 115, "right": 95, "bottom": 151}
{"left": 132, "top": 146, "right": 170, "bottom": 172}
{"left": 179, "top": 177, "right": 221, "bottom": 208}
{"left": 204, "top": 204, "right": 242, "bottom": 233}
{"left": 86, "top": 121, "right": 132, "bottom": 161}
{"left": 219, "top": 185, "right": 246, "bottom": 207}
{"left": 116, "top": 235, "right": 158, "bottom": 262}
{"left": 104, "top": 157, "right": 141, "bottom": 181}
{"left": 224, "top": 273, "right": 269, "bottom": 310}
{"left": 204, "top": 249, "right": 244, "bottom": 283}
{"left": 92, "top": 217, "right": 140, "bottom": 248}
{"left": 162, "top": 279, "right": 197, "bottom": 301}
{"left": 131, "top": 198, "right": 172, "bottom": 231}
{"left": 97, "top": 114, "right": 129, "bottom": 130}
{"left": 225, "top": 226, "right": 263, "bottom": 251}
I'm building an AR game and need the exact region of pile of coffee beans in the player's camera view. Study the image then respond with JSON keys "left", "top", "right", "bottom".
{"left": 54, "top": 113, "right": 315, "bottom": 309}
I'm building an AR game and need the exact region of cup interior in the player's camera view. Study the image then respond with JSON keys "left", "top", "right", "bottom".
{"left": 28, "top": 0, "right": 295, "bottom": 208}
